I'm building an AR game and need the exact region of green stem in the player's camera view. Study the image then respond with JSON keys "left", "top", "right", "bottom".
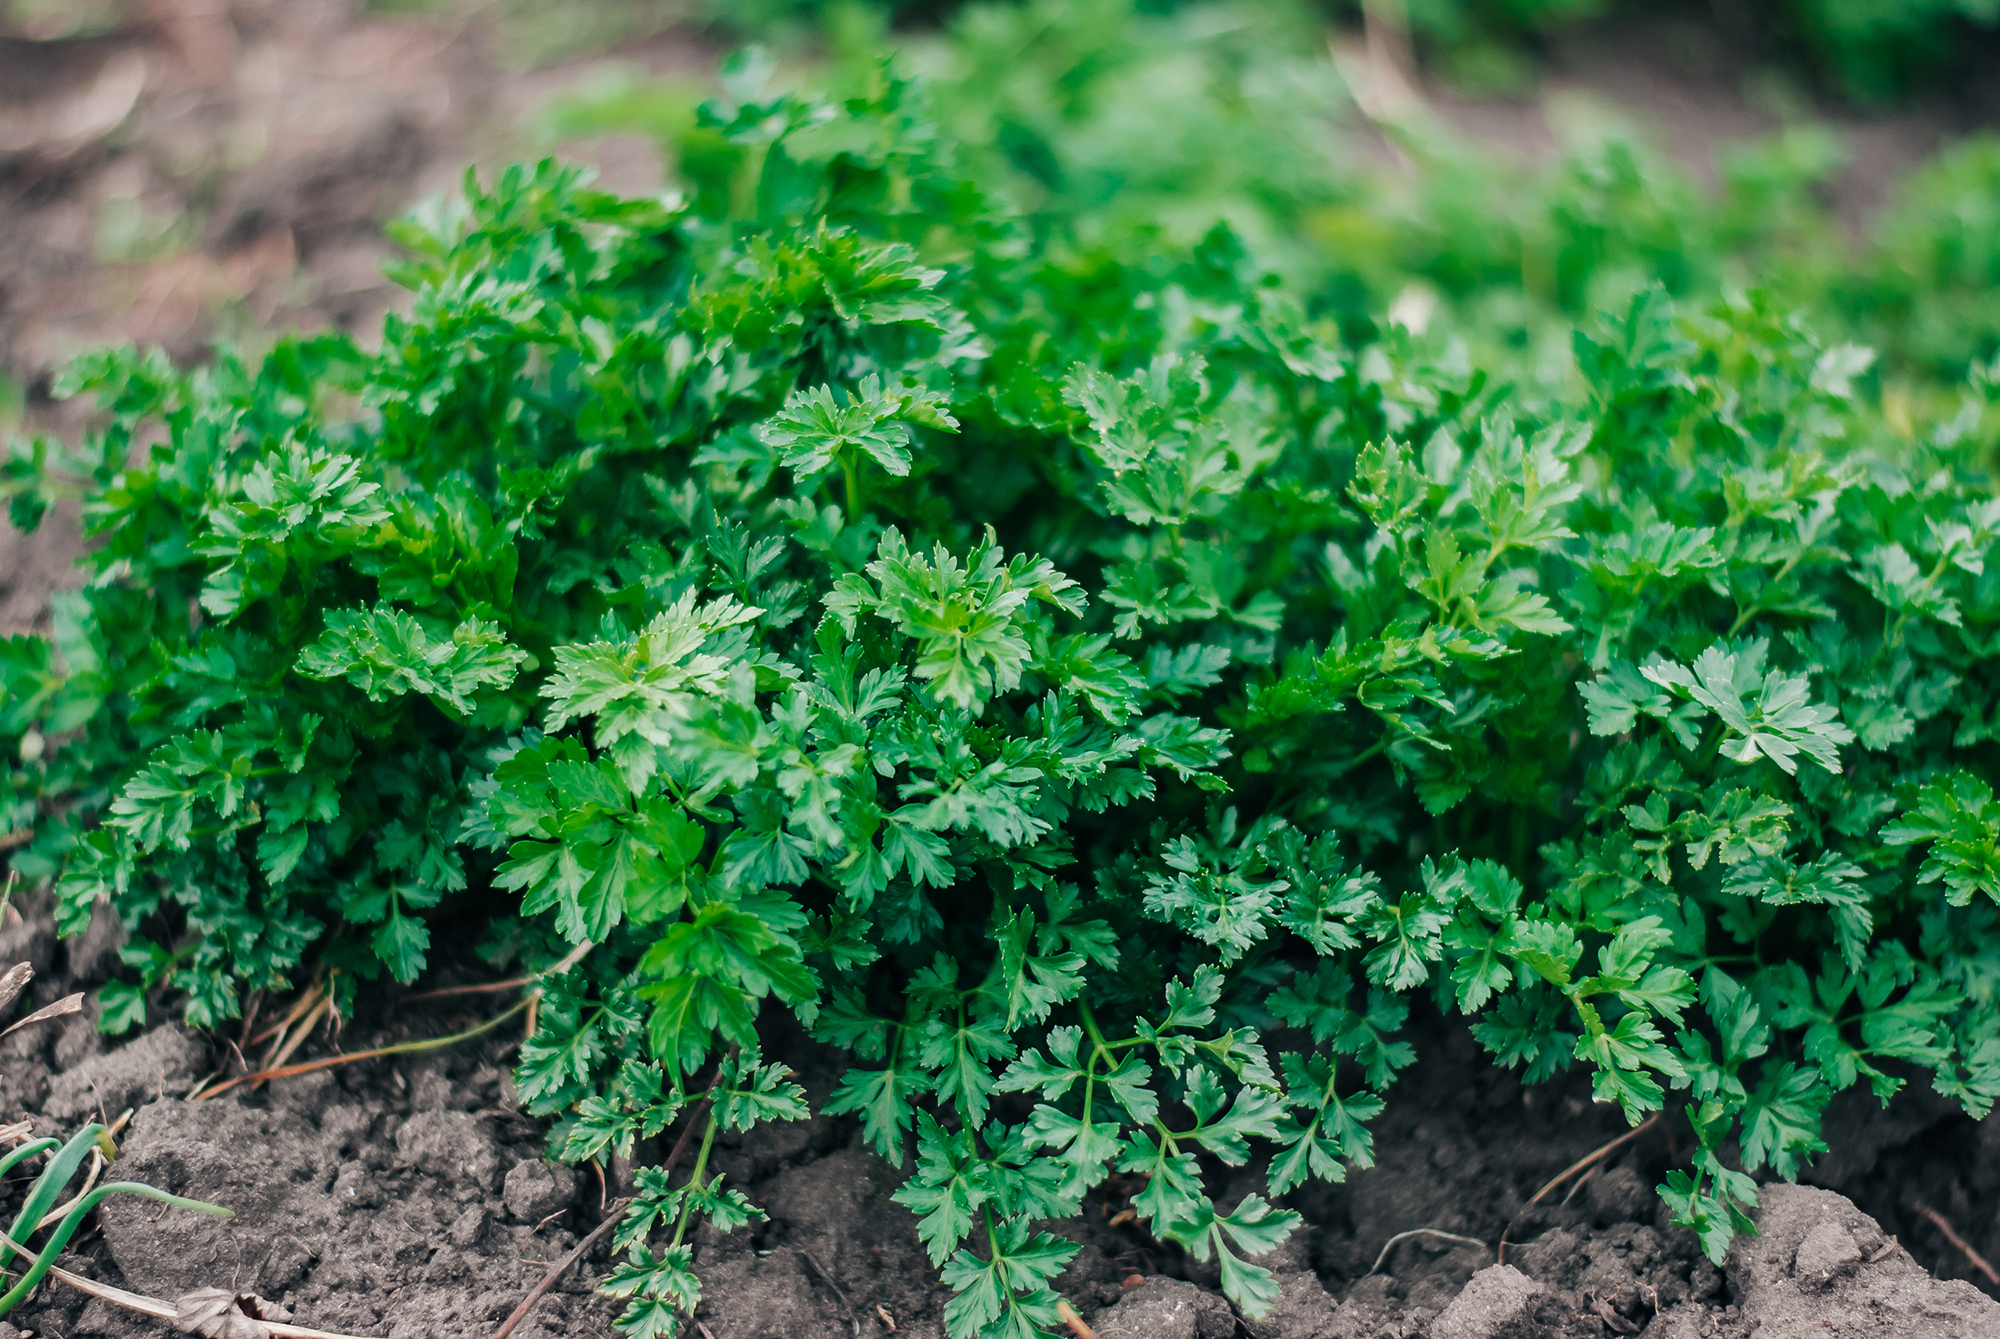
{"left": 668, "top": 1111, "right": 720, "bottom": 1250}
{"left": 9, "top": 1127, "right": 104, "bottom": 1243}
{"left": 843, "top": 452, "right": 861, "bottom": 518}
{"left": 1329, "top": 734, "right": 1390, "bottom": 778}
{"left": 1727, "top": 549, "right": 1805, "bottom": 637}
{"left": 1884, "top": 548, "right": 1955, "bottom": 650}
{"left": 1694, "top": 721, "right": 1727, "bottom": 772}
{"left": 1078, "top": 996, "right": 1114, "bottom": 1067}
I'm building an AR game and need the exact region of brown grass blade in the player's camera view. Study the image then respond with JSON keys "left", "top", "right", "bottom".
{"left": 0, "top": 991, "right": 84, "bottom": 1037}
{"left": 0, "top": 962, "right": 32, "bottom": 1016}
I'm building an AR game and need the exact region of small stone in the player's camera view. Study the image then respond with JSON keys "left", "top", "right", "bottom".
{"left": 1192, "top": 1288, "right": 1235, "bottom": 1339}
{"left": 422, "top": 1244, "right": 467, "bottom": 1282}
{"left": 332, "top": 1162, "right": 383, "bottom": 1210}
{"left": 257, "top": 1237, "right": 316, "bottom": 1294}
{"left": 449, "top": 1204, "right": 489, "bottom": 1248}
{"left": 1792, "top": 1216, "right": 1862, "bottom": 1283}
{"left": 393, "top": 1110, "right": 501, "bottom": 1191}
{"left": 1430, "top": 1264, "right": 1546, "bottom": 1339}
{"left": 1090, "top": 1277, "right": 1203, "bottom": 1339}
{"left": 408, "top": 1066, "right": 455, "bottom": 1113}
{"left": 503, "top": 1158, "right": 577, "bottom": 1223}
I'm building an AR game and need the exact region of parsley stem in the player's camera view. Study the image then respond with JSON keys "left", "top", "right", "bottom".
{"left": 668, "top": 1108, "right": 720, "bottom": 1250}
{"left": 1330, "top": 735, "right": 1389, "bottom": 777}
{"left": 1077, "top": 996, "right": 1114, "bottom": 1066}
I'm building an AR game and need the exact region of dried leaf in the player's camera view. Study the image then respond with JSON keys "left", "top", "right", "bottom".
{"left": 0, "top": 962, "right": 31, "bottom": 1016}
{"left": 1, "top": 991, "right": 84, "bottom": 1038}
{"left": 1590, "top": 1295, "right": 1639, "bottom": 1335}
{"left": 173, "top": 1287, "right": 291, "bottom": 1339}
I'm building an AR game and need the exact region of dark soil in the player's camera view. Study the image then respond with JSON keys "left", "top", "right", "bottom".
{"left": 0, "top": 0, "right": 703, "bottom": 640}
{"left": 0, "top": 887, "right": 1993, "bottom": 1339}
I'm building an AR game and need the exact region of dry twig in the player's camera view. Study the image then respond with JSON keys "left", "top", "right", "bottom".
{"left": 2, "top": 991, "right": 84, "bottom": 1038}
{"left": 403, "top": 975, "right": 538, "bottom": 1002}
{"left": 1055, "top": 1298, "right": 1097, "bottom": 1339}
{"left": 0, "top": 1222, "right": 380, "bottom": 1338}
{"left": 1497, "top": 1113, "right": 1662, "bottom": 1264}
{"left": 43, "top": 1264, "right": 384, "bottom": 1339}
{"left": 257, "top": 992, "right": 332, "bottom": 1084}
{"left": 1913, "top": 1201, "right": 2000, "bottom": 1286}
{"left": 801, "top": 1248, "right": 860, "bottom": 1337}
{"left": 0, "top": 963, "right": 32, "bottom": 1016}
{"left": 250, "top": 982, "right": 326, "bottom": 1050}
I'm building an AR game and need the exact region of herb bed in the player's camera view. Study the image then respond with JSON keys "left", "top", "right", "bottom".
{"left": 8, "top": 7, "right": 2000, "bottom": 1339}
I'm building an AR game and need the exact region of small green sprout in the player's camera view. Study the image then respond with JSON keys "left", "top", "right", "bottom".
{"left": 0, "top": 1123, "right": 231, "bottom": 1315}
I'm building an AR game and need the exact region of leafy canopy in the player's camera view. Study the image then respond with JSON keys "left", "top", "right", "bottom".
{"left": 7, "top": 18, "right": 2000, "bottom": 1339}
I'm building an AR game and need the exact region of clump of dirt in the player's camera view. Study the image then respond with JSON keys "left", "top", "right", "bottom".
{"left": 0, "top": 898, "right": 623, "bottom": 1339}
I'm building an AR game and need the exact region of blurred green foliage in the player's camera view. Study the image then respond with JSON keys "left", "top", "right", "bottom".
{"left": 549, "top": 0, "right": 2000, "bottom": 393}
{"left": 707, "top": 0, "right": 2000, "bottom": 105}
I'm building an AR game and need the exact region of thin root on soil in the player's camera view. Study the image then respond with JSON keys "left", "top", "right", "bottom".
{"left": 1912, "top": 1201, "right": 2000, "bottom": 1286}
{"left": 195, "top": 995, "right": 535, "bottom": 1100}
{"left": 1496, "top": 1112, "right": 1663, "bottom": 1264}
{"left": 1367, "top": 1227, "right": 1491, "bottom": 1276}
{"left": 802, "top": 1247, "right": 861, "bottom": 1336}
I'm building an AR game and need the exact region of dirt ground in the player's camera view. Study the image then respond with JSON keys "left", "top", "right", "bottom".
{"left": 0, "top": 0, "right": 702, "bottom": 636}
{"left": 3, "top": 4, "right": 1999, "bottom": 1338}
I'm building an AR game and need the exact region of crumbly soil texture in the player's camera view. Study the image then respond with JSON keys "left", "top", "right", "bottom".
{"left": 0, "top": 892, "right": 1994, "bottom": 1339}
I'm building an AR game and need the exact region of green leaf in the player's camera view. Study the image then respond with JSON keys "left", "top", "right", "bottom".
{"left": 1641, "top": 640, "right": 1854, "bottom": 775}
{"left": 760, "top": 375, "right": 958, "bottom": 480}
{"left": 1167, "top": 1193, "right": 1301, "bottom": 1320}
{"left": 298, "top": 608, "right": 527, "bottom": 716}
{"left": 826, "top": 1052, "right": 928, "bottom": 1165}
{"left": 1268, "top": 1051, "right": 1384, "bottom": 1194}
{"left": 1883, "top": 771, "right": 2000, "bottom": 908}
{"left": 1739, "top": 1062, "right": 1831, "bottom": 1178}
{"left": 939, "top": 1220, "right": 1077, "bottom": 1339}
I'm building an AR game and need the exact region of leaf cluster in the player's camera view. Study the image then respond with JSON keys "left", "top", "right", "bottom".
{"left": 6, "top": 25, "right": 2000, "bottom": 1339}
